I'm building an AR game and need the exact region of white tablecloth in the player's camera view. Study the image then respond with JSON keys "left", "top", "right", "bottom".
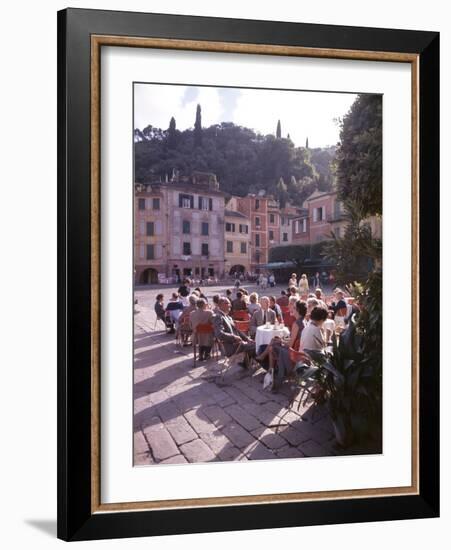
{"left": 255, "top": 325, "right": 290, "bottom": 351}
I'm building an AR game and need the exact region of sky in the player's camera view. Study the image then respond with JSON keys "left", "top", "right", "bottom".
{"left": 134, "top": 83, "right": 358, "bottom": 148}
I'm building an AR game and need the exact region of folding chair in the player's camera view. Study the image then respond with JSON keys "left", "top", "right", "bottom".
{"left": 176, "top": 315, "right": 192, "bottom": 347}
{"left": 280, "top": 305, "right": 290, "bottom": 316}
{"left": 232, "top": 310, "right": 250, "bottom": 322}
{"left": 153, "top": 316, "right": 167, "bottom": 331}
{"left": 283, "top": 311, "right": 295, "bottom": 330}
{"left": 234, "top": 320, "right": 250, "bottom": 336}
{"left": 192, "top": 323, "right": 217, "bottom": 367}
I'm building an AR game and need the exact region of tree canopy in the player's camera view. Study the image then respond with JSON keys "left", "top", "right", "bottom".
{"left": 335, "top": 94, "right": 382, "bottom": 217}
{"left": 134, "top": 113, "right": 336, "bottom": 206}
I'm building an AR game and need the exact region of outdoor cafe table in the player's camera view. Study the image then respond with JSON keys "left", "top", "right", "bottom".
{"left": 255, "top": 324, "right": 290, "bottom": 351}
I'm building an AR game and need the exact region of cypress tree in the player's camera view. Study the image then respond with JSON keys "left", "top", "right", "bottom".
{"left": 194, "top": 104, "right": 202, "bottom": 147}
{"left": 167, "top": 116, "right": 177, "bottom": 148}
{"left": 276, "top": 119, "right": 282, "bottom": 139}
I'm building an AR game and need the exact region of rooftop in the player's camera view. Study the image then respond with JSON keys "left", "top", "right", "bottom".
{"left": 225, "top": 209, "right": 249, "bottom": 219}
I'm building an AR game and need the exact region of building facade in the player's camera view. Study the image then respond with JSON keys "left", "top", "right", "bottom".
{"left": 279, "top": 204, "right": 299, "bottom": 246}
{"left": 292, "top": 190, "right": 348, "bottom": 245}
{"left": 235, "top": 194, "right": 270, "bottom": 273}
{"left": 224, "top": 202, "right": 252, "bottom": 275}
{"left": 291, "top": 189, "right": 381, "bottom": 245}
{"left": 135, "top": 183, "right": 167, "bottom": 284}
{"left": 267, "top": 199, "right": 281, "bottom": 247}
{"left": 135, "top": 172, "right": 225, "bottom": 284}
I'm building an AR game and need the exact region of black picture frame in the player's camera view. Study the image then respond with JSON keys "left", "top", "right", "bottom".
{"left": 57, "top": 7, "right": 439, "bottom": 541}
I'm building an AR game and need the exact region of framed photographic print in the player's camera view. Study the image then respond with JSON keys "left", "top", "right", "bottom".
{"left": 57, "top": 8, "right": 439, "bottom": 541}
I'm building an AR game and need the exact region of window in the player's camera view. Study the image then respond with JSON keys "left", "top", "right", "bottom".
{"left": 226, "top": 241, "right": 233, "bottom": 253}
{"left": 255, "top": 216, "right": 260, "bottom": 227}
{"left": 240, "top": 242, "right": 247, "bottom": 254}
{"left": 198, "top": 196, "right": 213, "bottom": 211}
{"left": 138, "top": 198, "right": 146, "bottom": 210}
{"left": 313, "top": 206, "right": 324, "bottom": 222}
{"left": 269, "top": 213, "right": 275, "bottom": 224}
{"left": 302, "top": 219, "right": 307, "bottom": 233}
{"left": 239, "top": 224, "right": 249, "bottom": 234}
{"left": 283, "top": 232, "right": 288, "bottom": 242}
{"left": 182, "top": 220, "right": 190, "bottom": 234}
{"left": 255, "top": 199, "right": 260, "bottom": 210}
{"left": 146, "top": 244, "right": 154, "bottom": 260}
{"left": 152, "top": 198, "right": 160, "bottom": 210}
{"left": 179, "top": 194, "right": 194, "bottom": 209}
{"left": 201, "top": 243, "right": 209, "bottom": 256}
{"left": 183, "top": 242, "right": 191, "bottom": 255}
{"left": 269, "top": 230, "right": 274, "bottom": 241}
{"left": 225, "top": 222, "right": 235, "bottom": 232}
{"left": 201, "top": 222, "right": 209, "bottom": 236}
{"left": 255, "top": 234, "right": 260, "bottom": 247}
{"left": 146, "top": 221, "right": 154, "bottom": 236}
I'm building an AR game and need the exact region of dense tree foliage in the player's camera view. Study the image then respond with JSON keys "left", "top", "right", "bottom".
{"left": 335, "top": 94, "right": 382, "bottom": 217}
{"left": 134, "top": 115, "right": 336, "bottom": 205}
{"left": 325, "top": 94, "right": 383, "bottom": 283}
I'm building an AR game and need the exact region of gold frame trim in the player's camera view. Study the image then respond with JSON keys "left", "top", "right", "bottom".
{"left": 90, "top": 35, "right": 420, "bottom": 514}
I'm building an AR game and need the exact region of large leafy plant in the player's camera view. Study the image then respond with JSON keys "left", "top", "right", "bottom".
{"left": 296, "top": 273, "right": 382, "bottom": 447}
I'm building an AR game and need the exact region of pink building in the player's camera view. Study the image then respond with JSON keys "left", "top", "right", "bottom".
{"left": 292, "top": 190, "right": 347, "bottom": 244}
{"left": 134, "top": 172, "right": 225, "bottom": 284}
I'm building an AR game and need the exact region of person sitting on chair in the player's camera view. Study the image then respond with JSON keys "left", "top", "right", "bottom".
{"left": 250, "top": 296, "right": 276, "bottom": 338}
{"left": 276, "top": 290, "right": 289, "bottom": 307}
{"left": 190, "top": 298, "right": 214, "bottom": 361}
{"left": 154, "top": 294, "right": 166, "bottom": 327}
{"left": 269, "top": 296, "right": 283, "bottom": 323}
{"left": 177, "top": 295, "right": 197, "bottom": 346}
{"left": 213, "top": 297, "right": 256, "bottom": 368}
{"left": 231, "top": 291, "right": 247, "bottom": 312}
{"left": 165, "top": 293, "right": 184, "bottom": 334}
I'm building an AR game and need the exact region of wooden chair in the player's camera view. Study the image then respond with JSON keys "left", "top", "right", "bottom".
{"left": 192, "top": 323, "right": 217, "bottom": 367}
{"left": 232, "top": 310, "right": 250, "bottom": 321}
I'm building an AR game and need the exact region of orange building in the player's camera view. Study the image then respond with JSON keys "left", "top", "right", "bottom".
{"left": 235, "top": 194, "right": 271, "bottom": 272}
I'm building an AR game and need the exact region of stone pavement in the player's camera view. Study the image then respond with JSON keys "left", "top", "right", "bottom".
{"left": 133, "top": 286, "right": 345, "bottom": 466}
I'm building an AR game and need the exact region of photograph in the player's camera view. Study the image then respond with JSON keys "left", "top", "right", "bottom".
{"left": 133, "top": 82, "right": 383, "bottom": 466}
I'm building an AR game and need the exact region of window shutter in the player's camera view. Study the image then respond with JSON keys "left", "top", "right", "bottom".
{"left": 198, "top": 197, "right": 202, "bottom": 209}
{"left": 190, "top": 195, "right": 194, "bottom": 209}
{"left": 313, "top": 209, "right": 318, "bottom": 222}
{"left": 209, "top": 198, "right": 213, "bottom": 210}
{"left": 179, "top": 194, "right": 183, "bottom": 207}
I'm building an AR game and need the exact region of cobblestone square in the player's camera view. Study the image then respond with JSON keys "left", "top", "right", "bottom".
{"left": 132, "top": 283, "right": 357, "bottom": 466}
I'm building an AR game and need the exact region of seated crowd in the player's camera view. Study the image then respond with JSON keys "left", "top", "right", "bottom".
{"left": 154, "top": 278, "right": 358, "bottom": 390}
